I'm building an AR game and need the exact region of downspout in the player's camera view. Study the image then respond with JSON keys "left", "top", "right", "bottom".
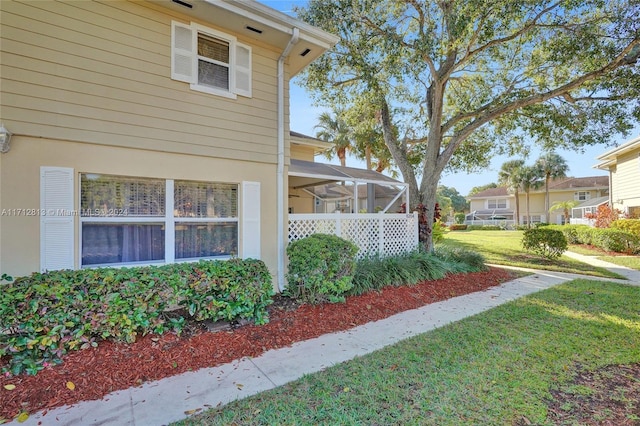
{"left": 277, "top": 28, "right": 300, "bottom": 291}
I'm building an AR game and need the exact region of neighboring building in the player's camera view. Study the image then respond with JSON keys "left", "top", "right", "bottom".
{"left": 0, "top": 0, "right": 340, "bottom": 290}
{"left": 467, "top": 176, "right": 609, "bottom": 225}
{"left": 595, "top": 134, "right": 640, "bottom": 217}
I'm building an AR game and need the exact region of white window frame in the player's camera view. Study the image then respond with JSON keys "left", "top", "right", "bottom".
{"left": 574, "top": 191, "right": 591, "bottom": 201}
{"left": 79, "top": 175, "right": 239, "bottom": 268}
{"left": 171, "top": 21, "right": 252, "bottom": 99}
{"left": 191, "top": 24, "right": 236, "bottom": 99}
{"left": 487, "top": 198, "right": 507, "bottom": 209}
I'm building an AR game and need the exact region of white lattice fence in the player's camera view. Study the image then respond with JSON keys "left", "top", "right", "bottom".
{"left": 288, "top": 212, "right": 419, "bottom": 259}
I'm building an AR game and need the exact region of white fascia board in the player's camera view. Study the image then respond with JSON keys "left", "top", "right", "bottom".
{"left": 206, "top": 0, "right": 339, "bottom": 48}
{"left": 595, "top": 134, "right": 640, "bottom": 161}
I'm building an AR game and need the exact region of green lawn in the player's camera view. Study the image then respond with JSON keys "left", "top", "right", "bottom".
{"left": 568, "top": 244, "right": 640, "bottom": 271}
{"left": 441, "top": 230, "right": 624, "bottom": 279}
{"left": 174, "top": 280, "right": 640, "bottom": 425}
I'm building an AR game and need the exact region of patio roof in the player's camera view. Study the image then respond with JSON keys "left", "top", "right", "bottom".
{"left": 288, "top": 159, "right": 407, "bottom": 213}
{"left": 289, "top": 159, "right": 404, "bottom": 188}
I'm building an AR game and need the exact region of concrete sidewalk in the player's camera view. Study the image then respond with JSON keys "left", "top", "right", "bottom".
{"left": 562, "top": 250, "right": 640, "bottom": 282}
{"left": 9, "top": 266, "right": 638, "bottom": 426}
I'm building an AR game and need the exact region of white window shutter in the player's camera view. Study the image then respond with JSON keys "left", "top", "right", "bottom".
{"left": 241, "top": 181, "right": 260, "bottom": 259}
{"left": 40, "top": 167, "right": 75, "bottom": 272}
{"left": 171, "top": 21, "right": 195, "bottom": 83}
{"left": 234, "top": 42, "right": 252, "bottom": 97}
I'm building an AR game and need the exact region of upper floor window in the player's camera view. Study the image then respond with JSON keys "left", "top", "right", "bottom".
{"left": 487, "top": 198, "right": 507, "bottom": 209}
{"left": 574, "top": 191, "right": 591, "bottom": 201}
{"left": 171, "top": 21, "right": 252, "bottom": 99}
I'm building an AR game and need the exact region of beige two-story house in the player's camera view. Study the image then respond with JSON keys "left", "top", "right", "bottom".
{"left": 0, "top": 0, "right": 339, "bottom": 290}
{"left": 595, "top": 134, "right": 640, "bottom": 217}
{"left": 467, "top": 176, "right": 609, "bottom": 225}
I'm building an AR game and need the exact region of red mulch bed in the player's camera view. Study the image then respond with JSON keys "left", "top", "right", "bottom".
{"left": 0, "top": 267, "right": 516, "bottom": 421}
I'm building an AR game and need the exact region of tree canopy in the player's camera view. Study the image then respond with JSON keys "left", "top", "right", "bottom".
{"left": 437, "top": 185, "right": 468, "bottom": 212}
{"left": 468, "top": 183, "right": 497, "bottom": 197}
{"left": 296, "top": 0, "right": 639, "bottom": 248}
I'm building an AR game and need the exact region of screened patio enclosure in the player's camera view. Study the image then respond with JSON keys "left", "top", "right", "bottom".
{"left": 287, "top": 159, "right": 418, "bottom": 259}
{"left": 288, "top": 159, "right": 408, "bottom": 214}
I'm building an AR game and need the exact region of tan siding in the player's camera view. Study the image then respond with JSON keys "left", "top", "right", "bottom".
{"left": 0, "top": 0, "right": 281, "bottom": 163}
{"left": 290, "top": 145, "right": 317, "bottom": 161}
{"left": 468, "top": 200, "right": 486, "bottom": 211}
{"left": 612, "top": 150, "right": 640, "bottom": 201}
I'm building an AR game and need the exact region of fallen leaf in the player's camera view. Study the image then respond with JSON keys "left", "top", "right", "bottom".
{"left": 16, "top": 412, "right": 29, "bottom": 423}
{"left": 3, "top": 384, "right": 16, "bottom": 390}
{"left": 184, "top": 408, "right": 202, "bottom": 415}
{"left": 235, "top": 383, "right": 244, "bottom": 390}
{"left": 66, "top": 381, "right": 76, "bottom": 391}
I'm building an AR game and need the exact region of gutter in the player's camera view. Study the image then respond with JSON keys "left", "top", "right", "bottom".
{"left": 276, "top": 27, "right": 300, "bottom": 292}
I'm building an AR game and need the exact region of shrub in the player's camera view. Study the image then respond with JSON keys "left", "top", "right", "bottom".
{"left": 350, "top": 247, "right": 485, "bottom": 296}
{"left": 285, "top": 234, "right": 358, "bottom": 304}
{"left": 611, "top": 219, "right": 640, "bottom": 237}
{"left": 594, "top": 204, "right": 623, "bottom": 228}
{"left": 467, "top": 225, "right": 502, "bottom": 231}
{"left": 175, "top": 258, "right": 274, "bottom": 324}
{"left": 0, "top": 259, "right": 273, "bottom": 376}
{"left": 547, "top": 224, "right": 590, "bottom": 244}
{"left": 433, "top": 245, "right": 487, "bottom": 272}
{"left": 521, "top": 228, "right": 568, "bottom": 260}
{"left": 454, "top": 212, "right": 466, "bottom": 224}
{"left": 432, "top": 220, "right": 445, "bottom": 244}
{"left": 351, "top": 251, "right": 446, "bottom": 295}
{"left": 575, "top": 226, "right": 596, "bottom": 245}
{"left": 448, "top": 224, "right": 468, "bottom": 231}
{"left": 591, "top": 228, "right": 640, "bottom": 254}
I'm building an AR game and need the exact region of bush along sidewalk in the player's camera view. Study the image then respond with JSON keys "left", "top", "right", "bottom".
{"left": 548, "top": 224, "right": 640, "bottom": 254}
{"left": 285, "top": 232, "right": 488, "bottom": 301}
{"left": 285, "top": 234, "right": 359, "bottom": 304}
{"left": 0, "top": 258, "right": 273, "bottom": 376}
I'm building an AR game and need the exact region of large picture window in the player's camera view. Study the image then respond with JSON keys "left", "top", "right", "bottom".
{"left": 80, "top": 174, "right": 238, "bottom": 267}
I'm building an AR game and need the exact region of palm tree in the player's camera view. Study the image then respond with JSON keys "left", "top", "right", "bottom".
{"left": 498, "top": 159, "right": 525, "bottom": 226}
{"left": 549, "top": 200, "right": 580, "bottom": 225}
{"left": 534, "top": 152, "right": 569, "bottom": 221}
{"left": 314, "top": 111, "right": 352, "bottom": 167}
{"left": 519, "top": 166, "right": 543, "bottom": 227}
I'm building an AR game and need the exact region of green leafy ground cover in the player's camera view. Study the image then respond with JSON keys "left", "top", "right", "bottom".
{"left": 174, "top": 280, "right": 640, "bottom": 425}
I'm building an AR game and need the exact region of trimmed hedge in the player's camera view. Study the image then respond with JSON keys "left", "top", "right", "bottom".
{"left": 611, "top": 219, "right": 640, "bottom": 237}
{"left": 467, "top": 225, "right": 503, "bottom": 231}
{"left": 0, "top": 259, "right": 273, "bottom": 375}
{"left": 285, "top": 234, "right": 358, "bottom": 304}
{"left": 591, "top": 229, "right": 640, "bottom": 253}
{"left": 448, "top": 224, "right": 468, "bottom": 231}
{"left": 548, "top": 224, "right": 640, "bottom": 254}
